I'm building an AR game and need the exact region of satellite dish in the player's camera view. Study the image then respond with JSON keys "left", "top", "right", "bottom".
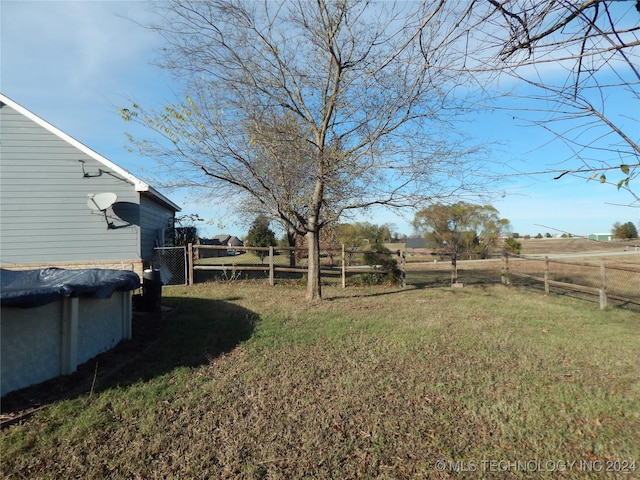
{"left": 87, "top": 192, "right": 117, "bottom": 211}
{"left": 87, "top": 193, "right": 118, "bottom": 229}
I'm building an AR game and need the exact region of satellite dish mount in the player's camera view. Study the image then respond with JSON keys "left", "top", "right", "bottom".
{"left": 87, "top": 192, "right": 118, "bottom": 229}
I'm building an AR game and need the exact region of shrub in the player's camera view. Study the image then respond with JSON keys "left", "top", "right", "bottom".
{"left": 360, "top": 245, "right": 403, "bottom": 285}
{"left": 349, "top": 272, "right": 389, "bottom": 286}
{"left": 504, "top": 237, "right": 522, "bottom": 255}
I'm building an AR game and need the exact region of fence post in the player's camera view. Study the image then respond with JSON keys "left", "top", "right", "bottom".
{"left": 599, "top": 261, "right": 607, "bottom": 309}
{"left": 269, "top": 246, "right": 275, "bottom": 286}
{"left": 341, "top": 244, "right": 346, "bottom": 288}
{"left": 501, "top": 252, "right": 510, "bottom": 285}
{"left": 451, "top": 253, "right": 458, "bottom": 285}
{"left": 188, "top": 243, "right": 194, "bottom": 286}
{"left": 182, "top": 246, "right": 188, "bottom": 286}
{"left": 544, "top": 256, "right": 550, "bottom": 296}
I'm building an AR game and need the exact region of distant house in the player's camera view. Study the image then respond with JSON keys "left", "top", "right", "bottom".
{"left": 404, "top": 236, "right": 441, "bottom": 253}
{"left": 405, "top": 237, "right": 426, "bottom": 250}
{"left": 588, "top": 233, "right": 613, "bottom": 242}
{"left": 196, "top": 237, "right": 226, "bottom": 258}
{"left": 228, "top": 236, "right": 244, "bottom": 247}
{"left": 0, "top": 93, "right": 181, "bottom": 276}
{"left": 210, "top": 234, "right": 244, "bottom": 249}
{"left": 211, "top": 234, "right": 244, "bottom": 247}
{"left": 212, "top": 234, "right": 232, "bottom": 245}
{"left": 196, "top": 234, "right": 244, "bottom": 258}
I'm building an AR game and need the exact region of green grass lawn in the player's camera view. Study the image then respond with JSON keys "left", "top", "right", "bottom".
{"left": 2, "top": 283, "right": 639, "bottom": 479}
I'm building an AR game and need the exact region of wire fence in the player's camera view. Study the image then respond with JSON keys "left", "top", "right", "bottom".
{"left": 152, "top": 246, "right": 188, "bottom": 286}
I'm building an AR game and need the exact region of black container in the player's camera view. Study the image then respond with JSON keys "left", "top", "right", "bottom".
{"left": 142, "top": 269, "right": 162, "bottom": 312}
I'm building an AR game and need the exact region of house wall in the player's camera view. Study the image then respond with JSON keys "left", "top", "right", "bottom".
{"left": 140, "top": 195, "right": 175, "bottom": 263}
{"left": 0, "top": 102, "right": 142, "bottom": 268}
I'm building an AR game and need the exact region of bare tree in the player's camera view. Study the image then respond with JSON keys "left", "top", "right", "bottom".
{"left": 472, "top": 0, "right": 640, "bottom": 200}
{"left": 122, "top": 0, "right": 493, "bottom": 299}
{"left": 242, "top": 111, "right": 316, "bottom": 267}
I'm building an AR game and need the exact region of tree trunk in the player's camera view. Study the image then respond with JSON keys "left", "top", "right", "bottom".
{"left": 305, "top": 229, "right": 322, "bottom": 300}
{"left": 287, "top": 229, "right": 297, "bottom": 268}
{"left": 306, "top": 171, "right": 324, "bottom": 300}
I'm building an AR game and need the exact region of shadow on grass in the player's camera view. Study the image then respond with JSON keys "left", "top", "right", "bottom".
{"left": 120, "top": 296, "right": 257, "bottom": 382}
{"left": 0, "top": 296, "right": 257, "bottom": 423}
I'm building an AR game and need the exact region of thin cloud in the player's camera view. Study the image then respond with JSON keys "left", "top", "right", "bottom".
{"left": 2, "top": 1, "right": 169, "bottom": 168}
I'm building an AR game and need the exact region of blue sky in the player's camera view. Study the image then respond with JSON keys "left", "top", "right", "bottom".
{"left": 2, "top": 0, "right": 638, "bottom": 238}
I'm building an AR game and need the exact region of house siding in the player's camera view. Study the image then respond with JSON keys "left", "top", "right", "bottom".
{"left": 0, "top": 102, "right": 142, "bottom": 267}
{"left": 140, "top": 195, "right": 175, "bottom": 262}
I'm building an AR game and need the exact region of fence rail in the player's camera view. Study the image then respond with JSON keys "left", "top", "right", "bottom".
{"left": 179, "top": 243, "right": 639, "bottom": 311}
{"left": 401, "top": 253, "right": 639, "bottom": 311}
{"left": 505, "top": 254, "right": 640, "bottom": 309}
{"left": 188, "top": 244, "right": 394, "bottom": 288}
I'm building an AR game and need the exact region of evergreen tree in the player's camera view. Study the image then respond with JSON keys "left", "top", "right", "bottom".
{"left": 245, "top": 216, "right": 277, "bottom": 263}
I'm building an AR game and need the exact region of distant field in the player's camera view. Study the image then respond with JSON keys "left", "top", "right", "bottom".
{"left": 193, "top": 238, "right": 636, "bottom": 266}
{"left": 518, "top": 237, "right": 637, "bottom": 256}
{"left": 403, "top": 237, "right": 639, "bottom": 263}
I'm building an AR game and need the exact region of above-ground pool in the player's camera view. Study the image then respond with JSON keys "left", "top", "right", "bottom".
{"left": 1, "top": 268, "right": 140, "bottom": 397}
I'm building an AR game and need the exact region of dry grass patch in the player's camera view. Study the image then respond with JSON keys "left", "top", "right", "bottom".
{"left": 2, "top": 283, "right": 639, "bottom": 479}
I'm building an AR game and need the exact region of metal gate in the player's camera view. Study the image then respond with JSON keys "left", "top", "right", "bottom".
{"left": 153, "top": 246, "right": 188, "bottom": 286}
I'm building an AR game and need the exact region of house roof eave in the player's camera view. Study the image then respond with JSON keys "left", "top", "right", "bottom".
{"left": 140, "top": 186, "right": 182, "bottom": 212}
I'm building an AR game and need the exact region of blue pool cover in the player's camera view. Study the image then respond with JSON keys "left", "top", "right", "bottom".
{"left": 1, "top": 268, "right": 140, "bottom": 308}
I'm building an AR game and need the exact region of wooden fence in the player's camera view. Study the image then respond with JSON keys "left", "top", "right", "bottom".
{"left": 503, "top": 255, "right": 640, "bottom": 310}
{"left": 401, "top": 253, "right": 639, "bottom": 310}
{"left": 187, "top": 244, "right": 399, "bottom": 288}
{"left": 184, "top": 244, "right": 639, "bottom": 311}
